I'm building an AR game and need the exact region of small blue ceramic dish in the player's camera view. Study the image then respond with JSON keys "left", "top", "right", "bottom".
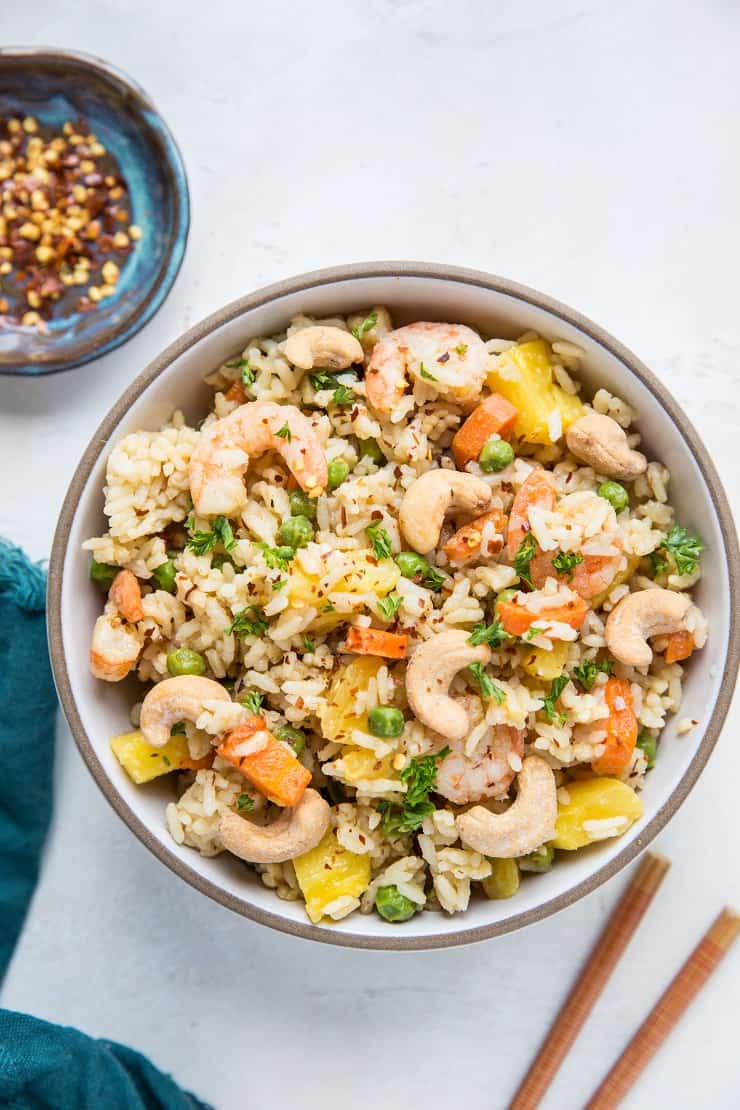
{"left": 0, "top": 47, "right": 189, "bottom": 376}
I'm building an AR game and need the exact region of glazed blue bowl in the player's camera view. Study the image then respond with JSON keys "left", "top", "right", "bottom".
{"left": 0, "top": 47, "right": 189, "bottom": 376}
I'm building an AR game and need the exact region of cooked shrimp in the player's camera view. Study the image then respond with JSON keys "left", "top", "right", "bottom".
{"left": 365, "top": 322, "right": 489, "bottom": 414}
{"left": 189, "top": 401, "right": 328, "bottom": 516}
{"left": 89, "top": 606, "right": 142, "bottom": 682}
{"left": 109, "top": 569, "right": 144, "bottom": 622}
{"left": 435, "top": 724, "right": 525, "bottom": 805}
{"left": 507, "top": 475, "right": 622, "bottom": 600}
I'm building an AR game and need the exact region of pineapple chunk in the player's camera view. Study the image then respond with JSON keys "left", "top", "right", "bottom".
{"left": 289, "top": 551, "right": 399, "bottom": 626}
{"left": 340, "top": 748, "right": 396, "bottom": 784}
{"left": 553, "top": 777, "right": 643, "bottom": 850}
{"left": 521, "top": 638, "right": 570, "bottom": 681}
{"left": 110, "top": 729, "right": 194, "bottom": 784}
{"left": 487, "top": 339, "right": 585, "bottom": 445}
{"left": 319, "top": 656, "right": 384, "bottom": 743}
{"left": 293, "top": 830, "right": 371, "bottom": 923}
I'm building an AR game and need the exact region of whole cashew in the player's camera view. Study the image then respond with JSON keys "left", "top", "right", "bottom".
{"left": 89, "top": 610, "right": 142, "bottom": 682}
{"left": 405, "top": 629, "right": 492, "bottom": 741}
{"left": 283, "top": 325, "right": 363, "bottom": 371}
{"left": 139, "top": 675, "right": 231, "bottom": 747}
{"left": 219, "top": 788, "right": 330, "bottom": 863}
{"left": 565, "top": 413, "right": 647, "bottom": 481}
{"left": 605, "top": 588, "right": 693, "bottom": 668}
{"left": 399, "top": 470, "right": 492, "bottom": 554}
{"left": 456, "top": 756, "right": 557, "bottom": 858}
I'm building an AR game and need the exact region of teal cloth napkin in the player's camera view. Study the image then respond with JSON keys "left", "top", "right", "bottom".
{"left": 0, "top": 541, "right": 210, "bottom": 1109}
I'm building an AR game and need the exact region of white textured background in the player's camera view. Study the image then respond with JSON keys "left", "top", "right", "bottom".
{"left": 1, "top": 2, "right": 739, "bottom": 1107}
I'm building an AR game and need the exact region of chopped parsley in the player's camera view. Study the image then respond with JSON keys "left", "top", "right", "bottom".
{"left": 455, "top": 343, "right": 468, "bottom": 355}
{"left": 650, "top": 524, "right": 703, "bottom": 578}
{"left": 367, "top": 523, "right": 393, "bottom": 560}
{"left": 468, "top": 662, "right": 506, "bottom": 704}
{"left": 240, "top": 690, "right": 264, "bottom": 716}
{"left": 187, "top": 514, "right": 236, "bottom": 556}
{"left": 552, "top": 550, "right": 584, "bottom": 580}
{"left": 422, "top": 564, "right": 446, "bottom": 592}
{"left": 170, "top": 722, "right": 186, "bottom": 736}
{"left": 572, "top": 657, "right": 613, "bottom": 691}
{"left": 302, "top": 636, "right": 316, "bottom": 653}
{"left": 377, "top": 592, "right": 403, "bottom": 621}
{"left": 513, "top": 532, "right": 537, "bottom": 588}
{"left": 542, "top": 675, "right": 569, "bottom": 724}
{"left": 225, "top": 356, "right": 255, "bottom": 390}
{"left": 322, "top": 600, "right": 335, "bottom": 613}
{"left": 350, "top": 311, "right": 378, "bottom": 340}
{"left": 275, "top": 422, "right": 292, "bottom": 441}
{"left": 377, "top": 747, "right": 451, "bottom": 834}
{"left": 309, "top": 370, "right": 338, "bottom": 392}
{"left": 331, "top": 383, "right": 358, "bottom": 406}
{"left": 226, "top": 606, "right": 267, "bottom": 638}
{"left": 418, "top": 362, "right": 438, "bottom": 382}
{"left": 525, "top": 625, "right": 545, "bottom": 641}
{"left": 236, "top": 793, "right": 255, "bottom": 813}
{"left": 162, "top": 754, "right": 172, "bottom": 767}
{"left": 259, "top": 543, "right": 295, "bottom": 570}
{"left": 271, "top": 578, "right": 287, "bottom": 591}
{"left": 468, "top": 619, "right": 510, "bottom": 649}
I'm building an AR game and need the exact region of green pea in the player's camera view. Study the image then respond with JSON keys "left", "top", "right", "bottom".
{"left": 327, "top": 458, "right": 351, "bottom": 490}
{"left": 636, "top": 731, "right": 657, "bottom": 769}
{"left": 597, "top": 480, "right": 629, "bottom": 513}
{"left": 396, "top": 551, "right": 431, "bottom": 581}
{"left": 375, "top": 884, "right": 417, "bottom": 923}
{"left": 90, "top": 558, "right": 119, "bottom": 589}
{"left": 166, "top": 648, "right": 206, "bottom": 677}
{"left": 359, "top": 438, "right": 384, "bottom": 465}
{"left": 152, "top": 558, "right": 177, "bottom": 593}
{"left": 277, "top": 725, "right": 306, "bottom": 756}
{"left": 368, "top": 706, "right": 405, "bottom": 738}
{"left": 278, "top": 515, "right": 314, "bottom": 548}
{"left": 518, "top": 844, "right": 555, "bottom": 873}
{"left": 479, "top": 438, "right": 515, "bottom": 473}
{"left": 495, "top": 588, "right": 518, "bottom": 611}
{"left": 289, "top": 489, "right": 318, "bottom": 522}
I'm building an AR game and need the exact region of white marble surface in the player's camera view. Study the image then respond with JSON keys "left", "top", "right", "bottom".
{"left": 1, "top": 1, "right": 739, "bottom": 1106}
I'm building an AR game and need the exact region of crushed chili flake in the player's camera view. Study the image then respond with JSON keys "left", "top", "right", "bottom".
{"left": 0, "top": 115, "right": 142, "bottom": 327}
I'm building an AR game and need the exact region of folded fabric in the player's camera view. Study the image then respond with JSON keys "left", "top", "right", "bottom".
{"left": 0, "top": 541, "right": 210, "bottom": 1109}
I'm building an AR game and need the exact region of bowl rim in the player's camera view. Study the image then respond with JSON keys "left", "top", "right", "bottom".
{"left": 0, "top": 45, "right": 190, "bottom": 377}
{"left": 48, "top": 261, "right": 740, "bottom": 950}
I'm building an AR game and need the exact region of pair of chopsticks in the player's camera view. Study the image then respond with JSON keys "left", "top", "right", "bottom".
{"left": 508, "top": 853, "right": 740, "bottom": 1109}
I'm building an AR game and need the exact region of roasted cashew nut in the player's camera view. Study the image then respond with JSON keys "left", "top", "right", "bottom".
{"left": 399, "top": 470, "right": 492, "bottom": 555}
{"left": 456, "top": 756, "right": 557, "bottom": 858}
{"left": 139, "top": 675, "right": 231, "bottom": 747}
{"left": 89, "top": 610, "right": 142, "bottom": 682}
{"left": 605, "top": 587, "right": 693, "bottom": 668}
{"left": 283, "top": 325, "right": 364, "bottom": 371}
{"left": 565, "top": 413, "right": 647, "bottom": 481}
{"left": 405, "top": 629, "right": 492, "bottom": 741}
{"left": 219, "top": 788, "right": 330, "bottom": 863}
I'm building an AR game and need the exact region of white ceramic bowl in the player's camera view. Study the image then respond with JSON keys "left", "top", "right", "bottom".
{"left": 49, "top": 263, "right": 740, "bottom": 949}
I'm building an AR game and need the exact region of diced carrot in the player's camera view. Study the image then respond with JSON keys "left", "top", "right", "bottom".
{"left": 345, "top": 626, "right": 409, "bottom": 659}
{"left": 225, "top": 381, "right": 248, "bottom": 405}
{"left": 498, "top": 596, "right": 588, "bottom": 637}
{"left": 505, "top": 469, "right": 557, "bottom": 560}
{"left": 592, "top": 677, "right": 638, "bottom": 775}
{"left": 443, "top": 508, "right": 507, "bottom": 563}
{"left": 179, "top": 752, "right": 215, "bottom": 771}
{"left": 109, "top": 569, "right": 144, "bottom": 622}
{"left": 452, "top": 393, "right": 519, "bottom": 468}
{"left": 218, "top": 717, "right": 311, "bottom": 807}
{"left": 663, "top": 630, "right": 695, "bottom": 664}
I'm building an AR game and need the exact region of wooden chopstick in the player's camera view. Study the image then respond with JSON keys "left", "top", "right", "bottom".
{"left": 507, "top": 852, "right": 670, "bottom": 1110}
{"left": 584, "top": 906, "right": 740, "bottom": 1109}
